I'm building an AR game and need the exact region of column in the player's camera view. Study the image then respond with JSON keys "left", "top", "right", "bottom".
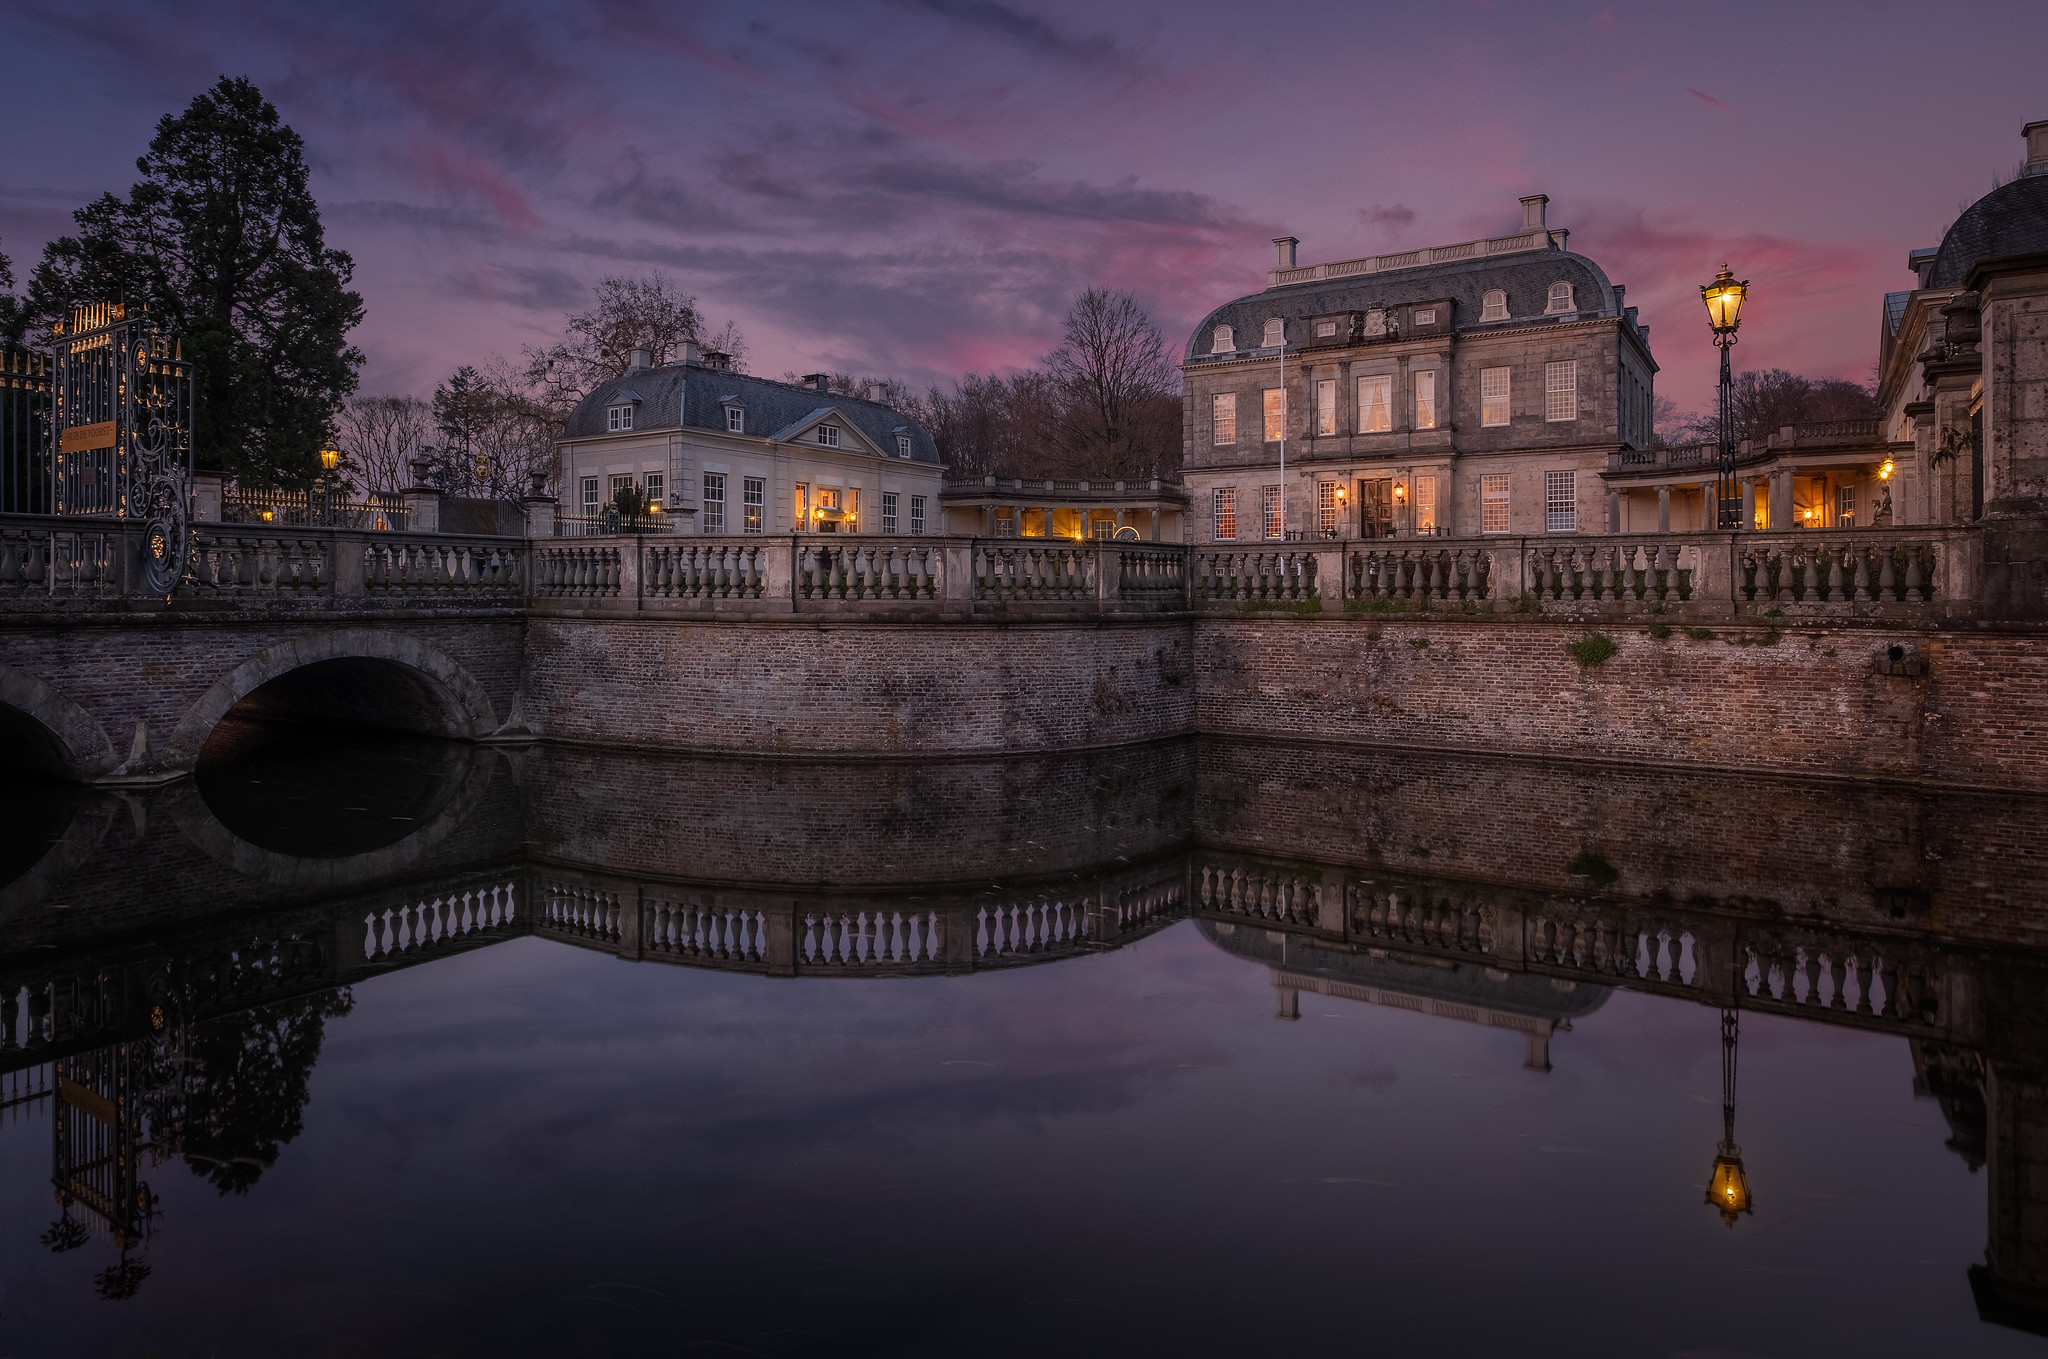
{"left": 1606, "top": 488, "right": 1620, "bottom": 534}
{"left": 1150, "top": 506, "right": 1161, "bottom": 541}
{"left": 1742, "top": 479, "right": 1759, "bottom": 531}
{"left": 1657, "top": 484, "right": 1671, "bottom": 533}
{"left": 1699, "top": 481, "right": 1716, "bottom": 531}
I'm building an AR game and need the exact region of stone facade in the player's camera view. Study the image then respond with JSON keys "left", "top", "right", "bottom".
{"left": 1180, "top": 195, "right": 1658, "bottom": 544}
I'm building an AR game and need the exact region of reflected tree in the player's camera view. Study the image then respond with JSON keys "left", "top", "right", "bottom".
{"left": 180, "top": 988, "right": 354, "bottom": 1194}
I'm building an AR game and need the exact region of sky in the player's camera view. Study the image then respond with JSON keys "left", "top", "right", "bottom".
{"left": 1, "top": 0, "right": 2043, "bottom": 418}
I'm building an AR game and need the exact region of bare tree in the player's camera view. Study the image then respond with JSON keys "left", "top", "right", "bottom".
{"left": 1681, "top": 369, "right": 1879, "bottom": 446}
{"left": 336, "top": 394, "right": 432, "bottom": 492}
{"left": 1040, "top": 287, "right": 1180, "bottom": 480}
{"left": 427, "top": 358, "right": 560, "bottom": 498}
{"left": 523, "top": 272, "right": 747, "bottom": 413}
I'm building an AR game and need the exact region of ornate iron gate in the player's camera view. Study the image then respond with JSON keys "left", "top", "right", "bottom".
{"left": 48, "top": 303, "right": 194, "bottom": 595}
{"left": 0, "top": 344, "right": 50, "bottom": 514}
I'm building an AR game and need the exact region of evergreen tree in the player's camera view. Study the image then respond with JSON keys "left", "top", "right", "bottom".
{"left": 27, "top": 77, "right": 364, "bottom": 487}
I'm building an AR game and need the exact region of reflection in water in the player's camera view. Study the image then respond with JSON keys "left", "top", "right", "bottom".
{"left": 5, "top": 734, "right": 2048, "bottom": 1351}
{"left": 0, "top": 769, "right": 89, "bottom": 888}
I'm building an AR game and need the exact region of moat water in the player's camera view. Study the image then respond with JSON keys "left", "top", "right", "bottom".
{"left": 2, "top": 725, "right": 2045, "bottom": 1356}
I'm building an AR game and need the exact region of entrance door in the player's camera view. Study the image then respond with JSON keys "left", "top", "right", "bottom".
{"left": 1359, "top": 477, "right": 1394, "bottom": 538}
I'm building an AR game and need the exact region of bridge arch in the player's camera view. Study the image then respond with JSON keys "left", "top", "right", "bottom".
{"left": 167, "top": 628, "right": 501, "bottom": 768}
{"left": 0, "top": 662, "right": 121, "bottom": 779}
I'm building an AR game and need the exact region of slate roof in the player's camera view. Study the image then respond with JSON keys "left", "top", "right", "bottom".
{"left": 563, "top": 362, "right": 941, "bottom": 465}
{"left": 1884, "top": 290, "right": 1911, "bottom": 337}
{"left": 1928, "top": 173, "right": 2048, "bottom": 289}
{"left": 1185, "top": 245, "right": 1626, "bottom": 363}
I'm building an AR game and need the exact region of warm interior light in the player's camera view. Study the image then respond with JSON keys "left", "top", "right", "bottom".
{"left": 1394, "top": 483, "right": 1407, "bottom": 500}
{"left": 260, "top": 509, "right": 274, "bottom": 522}
{"left": 1701, "top": 264, "right": 1749, "bottom": 335}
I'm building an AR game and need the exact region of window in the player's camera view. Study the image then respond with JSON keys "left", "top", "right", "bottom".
{"left": 1414, "top": 476, "right": 1437, "bottom": 533}
{"left": 1415, "top": 370, "right": 1438, "bottom": 430}
{"left": 1481, "top": 290, "right": 1508, "bottom": 322}
{"left": 608, "top": 404, "right": 634, "bottom": 432}
{"left": 996, "top": 508, "right": 1018, "bottom": 537}
{"left": 1546, "top": 281, "right": 1575, "bottom": 314}
{"left": 1481, "top": 367, "right": 1511, "bottom": 427}
{"left": 611, "top": 473, "right": 635, "bottom": 503}
{"left": 881, "top": 491, "right": 899, "bottom": 534}
{"left": 1836, "top": 485, "right": 1856, "bottom": 528}
{"left": 1213, "top": 487, "right": 1238, "bottom": 540}
{"left": 896, "top": 434, "right": 912, "bottom": 458}
{"left": 1262, "top": 318, "right": 1285, "bottom": 348}
{"left": 1357, "top": 375, "right": 1392, "bottom": 433}
{"left": 1262, "top": 484, "right": 1282, "bottom": 539}
{"left": 1263, "top": 388, "right": 1284, "bottom": 442}
{"left": 1414, "top": 308, "right": 1437, "bottom": 326}
{"left": 1316, "top": 319, "right": 1337, "bottom": 338}
{"left": 1091, "top": 518, "right": 1115, "bottom": 540}
{"left": 910, "top": 495, "right": 926, "bottom": 535}
{"left": 581, "top": 476, "right": 599, "bottom": 512}
{"left": 644, "top": 471, "right": 664, "bottom": 509}
{"left": 847, "top": 487, "right": 859, "bottom": 530}
{"left": 794, "top": 482, "right": 808, "bottom": 532}
{"left": 1316, "top": 379, "right": 1337, "bottom": 436}
{"left": 1212, "top": 325, "right": 1235, "bottom": 354}
{"left": 743, "top": 476, "right": 764, "bottom": 533}
{"left": 725, "top": 405, "right": 744, "bottom": 433}
{"left": 1212, "top": 392, "right": 1237, "bottom": 445}
{"left": 1317, "top": 480, "right": 1341, "bottom": 537}
{"left": 703, "top": 472, "right": 726, "bottom": 532}
{"left": 1544, "top": 469, "right": 1577, "bottom": 532}
{"left": 1481, "top": 473, "right": 1511, "bottom": 534}
{"left": 1545, "top": 360, "right": 1578, "bottom": 422}
{"left": 815, "top": 423, "right": 840, "bottom": 447}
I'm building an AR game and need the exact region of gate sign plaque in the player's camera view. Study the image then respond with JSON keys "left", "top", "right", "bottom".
{"left": 49, "top": 302, "right": 195, "bottom": 595}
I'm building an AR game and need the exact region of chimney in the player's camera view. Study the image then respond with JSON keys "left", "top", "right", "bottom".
{"left": 2025, "top": 119, "right": 2048, "bottom": 176}
{"left": 682, "top": 339, "right": 703, "bottom": 365}
{"left": 1273, "top": 236, "right": 1299, "bottom": 270}
{"left": 802, "top": 372, "right": 830, "bottom": 393}
{"left": 1520, "top": 194, "right": 1549, "bottom": 232}
{"left": 864, "top": 381, "right": 887, "bottom": 403}
{"left": 629, "top": 346, "right": 652, "bottom": 371}
{"left": 702, "top": 350, "right": 731, "bottom": 371}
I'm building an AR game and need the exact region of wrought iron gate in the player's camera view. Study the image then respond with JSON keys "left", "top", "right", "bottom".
{"left": 0, "top": 344, "right": 50, "bottom": 514}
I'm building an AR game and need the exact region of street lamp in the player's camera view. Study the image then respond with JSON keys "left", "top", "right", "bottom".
{"left": 317, "top": 447, "right": 341, "bottom": 526}
{"left": 1700, "top": 265, "right": 1749, "bottom": 530}
{"left": 1705, "top": 1007, "right": 1754, "bottom": 1226}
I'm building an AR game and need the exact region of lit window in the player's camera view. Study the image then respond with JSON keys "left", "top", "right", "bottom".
{"left": 1481, "top": 290, "right": 1508, "bottom": 322}
{"left": 1545, "top": 469, "right": 1577, "bottom": 532}
{"left": 1263, "top": 388, "right": 1284, "bottom": 442}
{"left": 1545, "top": 361, "right": 1578, "bottom": 422}
{"left": 1316, "top": 379, "right": 1337, "bottom": 436}
{"left": 1317, "top": 481, "right": 1341, "bottom": 536}
{"left": 1836, "top": 485, "right": 1856, "bottom": 528}
{"left": 1262, "top": 318, "right": 1285, "bottom": 348}
{"left": 1481, "top": 473, "right": 1510, "bottom": 534}
{"left": 1213, "top": 487, "right": 1238, "bottom": 540}
{"left": 743, "top": 476, "right": 764, "bottom": 532}
{"left": 725, "top": 406, "right": 743, "bottom": 433}
{"left": 1212, "top": 325, "right": 1235, "bottom": 354}
{"left": 910, "top": 494, "right": 926, "bottom": 535}
{"left": 608, "top": 404, "right": 634, "bottom": 431}
{"left": 1316, "top": 319, "right": 1337, "bottom": 338}
{"left": 896, "top": 434, "right": 912, "bottom": 458}
{"left": 1481, "top": 367, "right": 1511, "bottom": 427}
{"left": 1262, "top": 484, "right": 1282, "bottom": 539}
{"left": 581, "top": 476, "right": 599, "bottom": 511}
{"left": 644, "top": 471, "right": 664, "bottom": 508}
{"left": 794, "top": 482, "right": 808, "bottom": 532}
{"left": 1414, "top": 476, "right": 1437, "bottom": 533}
{"left": 847, "top": 487, "right": 859, "bottom": 530}
{"left": 815, "top": 423, "right": 840, "bottom": 447}
{"left": 703, "top": 472, "right": 726, "bottom": 532}
{"left": 1546, "top": 282, "right": 1575, "bottom": 314}
{"left": 1357, "top": 374, "right": 1392, "bottom": 433}
{"left": 881, "top": 491, "right": 899, "bottom": 534}
{"left": 1414, "top": 308, "right": 1436, "bottom": 326}
{"left": 1212, "top": 392, "right": 1237, "bottom": 445}
{"left": 1091, "top": 518, "right": 1115, "bottom": 539}
{"left": 1415, "top": 370, "right": 1437, "bottom": 430}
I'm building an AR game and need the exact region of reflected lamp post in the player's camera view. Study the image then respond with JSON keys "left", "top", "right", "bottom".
{"left": 1700, "top": 265, "right": 1749, "bottom": 530}
{"left": 1706, "top": 1007, "right": 1754, "bottom": 1226}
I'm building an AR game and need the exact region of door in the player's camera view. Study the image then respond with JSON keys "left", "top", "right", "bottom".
{"left": 1359, "top": 477, "right": 1394, "bottom": 538}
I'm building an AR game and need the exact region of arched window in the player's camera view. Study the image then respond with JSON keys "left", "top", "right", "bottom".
{"left": 1480, "top": 290, "right": 1509, "bottom": 322}
{"left": 1546, "top": 281, "right": 1575, "bottom": 313}
{"left": 1262, "top": 318, "right": 1285, "bottom": 348}
{"left": 1211, "top": 325, "right": 1235, "bottom": 354}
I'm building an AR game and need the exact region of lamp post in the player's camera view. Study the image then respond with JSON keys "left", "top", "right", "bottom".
{"left": 1705, "top": 1007, "right": 1754, "bottom": 1226}
{"left": 317, "top": 447, "right": 341, "bottom": 527}
{"left": 1701, "top": 265, "right": 1749, "bottom": 530}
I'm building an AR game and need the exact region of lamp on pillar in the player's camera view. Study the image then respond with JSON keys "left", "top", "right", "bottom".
{"left": 317, "top": 447, "right": 341, "bottom": 526}
{"left": 1700, "top": 265, "right": 1749, "bottom": 530}
{"left": 1705, "top": 1007, "right": 1754, "bottom": 1226}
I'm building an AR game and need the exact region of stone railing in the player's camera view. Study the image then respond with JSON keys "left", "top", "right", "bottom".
{"left": 0, "top": 519, "right": 127, "bottom": 600}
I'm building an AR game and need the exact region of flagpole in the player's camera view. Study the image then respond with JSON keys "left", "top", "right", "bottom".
{"left": 1277, "top": 331, "right": 1286, "bottom": 542}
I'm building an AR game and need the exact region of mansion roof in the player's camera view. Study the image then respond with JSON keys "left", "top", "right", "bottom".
{"left": 1928, "top": 172, "right": 2048, "bottom": 290}
{"left": 563, "top": 362, "right": 941, "bottom": 465}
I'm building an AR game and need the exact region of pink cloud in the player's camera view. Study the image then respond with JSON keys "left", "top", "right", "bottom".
{"left": 1687, "top": 88, "right": 1732, "bottom": 112}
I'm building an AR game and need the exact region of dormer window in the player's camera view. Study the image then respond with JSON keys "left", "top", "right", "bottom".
{"left": 896, "top": 434, "right": 912, "bottom": 458}
{"left": 1546, "top": 282, "right": 1575, "bottom": 314}
{"left": 1211, "top": 325, "right": 1234, "bottom": 353}
{"left": 1316, "top": 319, "right": 1337, "bottom": 338}
{"left": 725, "top": 405, "right": 744, "bottom": 434}
{"left": 607, "top": 404, "right": 634, "bottom": 432}
{"left": 1262, "top": 318, "right": 1285, "bottom": 348}
{"left": 1481, "top": 290, "right": 1509, "bottom": 322}
{"left": 816, "top": 423, "right": 840, "bottom": 448}
{"left": 1414, "top": 308, "right": 1437, "bottom": 326}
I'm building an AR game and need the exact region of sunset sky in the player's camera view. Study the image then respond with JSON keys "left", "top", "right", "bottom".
{"left": 2, "top": 0, "right": 2042, "bottom": 419}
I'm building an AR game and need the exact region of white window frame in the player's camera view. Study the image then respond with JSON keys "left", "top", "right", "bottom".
{"left": 1414, "top": 370, "right": 1437, "bottom": 430}
{"left": 1317, "top": 481, "right": 1340, "bottom": 537}
{"left": 815, "top": 423, "right": 840, "bottom": 448}
{"left": 1481, "top": 473, "right": 1511, "bottom": 534}
{"left": 881, "top": 490, "right": 899, "bottom": 534}
{"left": 607, "top": 404, "right": 634, "bottom": 432}
{"left": 794, "top": 482, "right": 809, "bottom": 533}
{"left": 743, "top": 475, "right": 764, "bottom": 533}
{"left": 1544, "top": 469, "right": 1578, "bottom": 533}
{"left": 1262, "top": 484, "right": 1282, "bottom": 540}
{"left": 910, "top": 494, "right": 926, "bottom": 535}
{"left": 1357, "top": 374, "right": 1392, "bottom": 433}
{"left": 1481, "top": 367, "right": 1511, "bottom": 427}
{"left": 895, "top": 434, "right": 912, "bottom": 459}
{"left": 703, "top": 472, "right": 727, "bottom": 533}
{"left": 1546, "top": 281, "right": 1575, "bottom": 314}
{"left": 1262, "top": 318, "right": 1284, "bottom": 348}
{"left": 581, "top": 476, "right": 599, "bottom": 512}
{"left": 1212, "top": 392, "right": 1237, "bottom": 446}
{"left": 1414, "top": 308, "right": 1436, "bottom": 326}
{"left": 1545, "top": 360, "right": 1578, "bottom": 422}
{"left": 643, "top": 471, "right": 664, "bottom": 509}
{"left": 1316, "top": 379, "right": 1337, "bottom": 436}
{"left": 1212, "top": 325, "right": 1234, "bottom": 354}
{"left": 1213, "top": 487, "right": 1238, "bottom": 541}
{"left": 725, "top": 405, "right": 743, "bottom": 433}
{"left": 1414, "top": 475, "right": 1437, "bottom": 534}
{"left": 1316, "top": 319, "right": 1337, "bottom": 338}
{"left": 1262, "top": 388, "right": 1284, "bottom": 443}
{"left": 610, "top": 473, "right": 635, "bottom": 501}
{"left": 1480, "top": 290, "right": 1508, "bottom": 322}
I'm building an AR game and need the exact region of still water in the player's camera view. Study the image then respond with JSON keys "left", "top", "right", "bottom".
{"left": 2, "top": 725, "right": 2044, "bottom": 1356}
